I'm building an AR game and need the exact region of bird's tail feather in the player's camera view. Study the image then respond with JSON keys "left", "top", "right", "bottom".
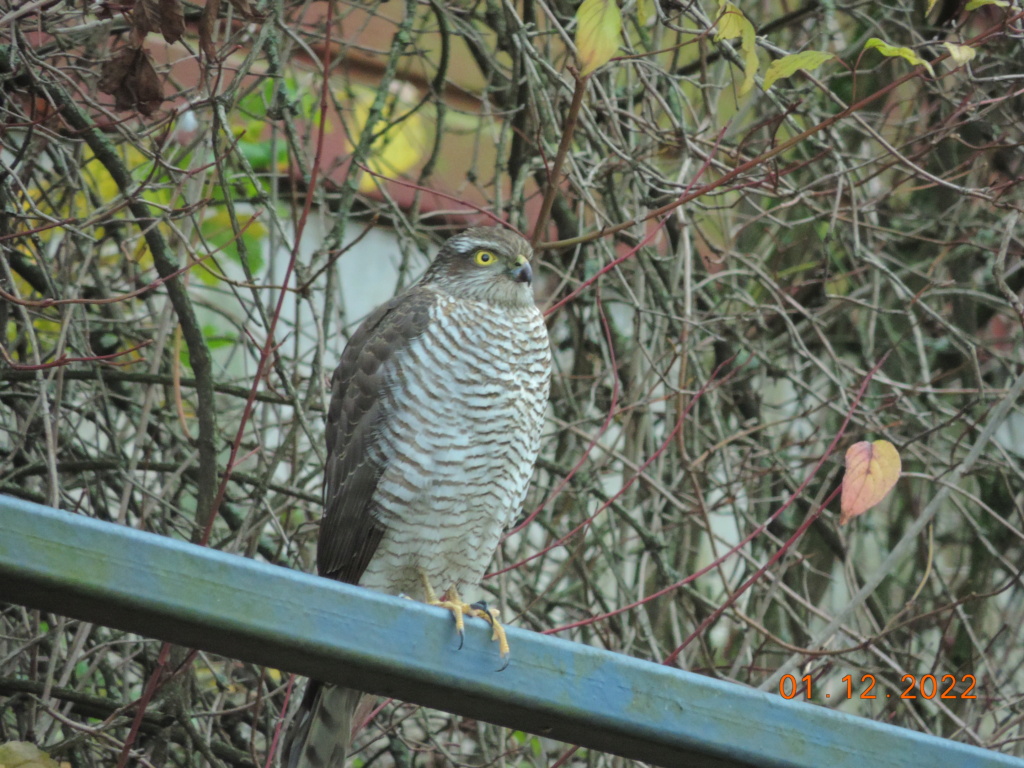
{"left": 285, "top": 682, "right": 362, "bottom": 768}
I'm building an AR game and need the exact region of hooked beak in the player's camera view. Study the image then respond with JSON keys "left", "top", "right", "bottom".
{"left": 511, "top": 254, "right": 533, "bottom": 285}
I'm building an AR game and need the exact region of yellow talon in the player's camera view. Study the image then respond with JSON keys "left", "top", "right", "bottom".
{"left": 470, "top": 603, "right": 510, "bottom": 661}
{"left": 420, "top": 575, "right": 510, "bottom": 660}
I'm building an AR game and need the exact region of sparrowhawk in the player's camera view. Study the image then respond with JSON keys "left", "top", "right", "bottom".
{"left": 284, "top": 227, "right": 551, "bottom": 768}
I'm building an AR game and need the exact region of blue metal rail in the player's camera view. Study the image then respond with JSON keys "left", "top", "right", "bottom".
{"left": 0, "top": 494, "right": 1019, "bottom": 768}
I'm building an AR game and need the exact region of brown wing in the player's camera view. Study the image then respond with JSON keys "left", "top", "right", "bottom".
{"left": 318, "top": 286, "right": 435, "bottom": 583}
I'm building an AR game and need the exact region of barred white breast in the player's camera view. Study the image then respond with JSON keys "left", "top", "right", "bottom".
{"left": 360, "top": 291, "right": 551, "bottom": 596}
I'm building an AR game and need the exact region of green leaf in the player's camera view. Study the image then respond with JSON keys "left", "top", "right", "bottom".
{"left": 576, "top": 0, "right": 623, "bottom": 76}
{"left": 238, "top": 138, "right": 288, "bottom": 172}
{"left": 203, "top": 324, "right": 237, "bottom": 350}
{"left": 762, "top": 50, "right": 835, "bottom": 90}
{"left": 715, "top": 2, "right": 758, "bottom": 95}
{"left": 864, "top": 37, "right": 935, "bottom": 77}
{"left": 196, "top": 211, "right": 268, "bottom": 284}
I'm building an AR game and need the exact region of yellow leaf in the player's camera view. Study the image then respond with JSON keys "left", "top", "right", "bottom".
{"left": 715, "top": 2, "right": 758, "bottom": 95}
{"left": 714, "top": 1, "right": 745, "bottom": 39}
{"left": 0, "top": 741, "right": 62, "bottom": 767}
{"left": 840, "top": 440, "right": 901, "bottom": 525}
{"left": 926, "top": 0, "right": 939, "bottom": 14}
{"left": 762, "top": 50, "right": 835, "bottom": 90}
{"left": 965, "top": 0, "right": 1008, "bottom": 9}
{"left": 576, "top": 0, "right": 623, "bottom": 77}
{"left": 864, "top": 37, "right": 935, "bottom": 77}
{"left": 943, "top": 42, "right": 976, "bottom": 65}
{"left": 345, "top": 83, "right": 428, "bottom": 193}
{"left": 636, "top": 0, "right": 655, "bottom": 25}
{"left": 33, "top": 317, "right": 62, "bottom": 337}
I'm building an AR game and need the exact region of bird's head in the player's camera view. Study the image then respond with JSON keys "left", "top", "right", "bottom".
{"left": 422, "top": 227, "right": 536, "bottom": 307}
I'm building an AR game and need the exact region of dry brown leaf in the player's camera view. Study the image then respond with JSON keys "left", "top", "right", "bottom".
{"left": 98, "top": 47, "right": 164, "bottom": 116}
{"left": 159, "top": 0, "right": 185, "bottom": 44}
{"left": 199, "top": 0, "right": 222, "bottom": 62}
{"left": 226, "top": 0, "right": 256, "bottom": 18}
{"left": 130, "top": 0, "right": 159, "bottom": 45}
{"left": 98, "top": 47, "right": 134, "bottom": 99}
{"left": 131, "top": 0, "right": 184, "bottom": 44}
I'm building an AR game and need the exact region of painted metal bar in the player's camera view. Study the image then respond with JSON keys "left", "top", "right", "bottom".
{"left": 0, "top": 494, "right": 1018, "bottom": 768}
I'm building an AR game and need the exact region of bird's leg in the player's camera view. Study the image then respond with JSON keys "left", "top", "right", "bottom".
{"left": 421, "top": 575, "right": 468, "bottom": 648}
{"left": 468, "top": 601, "right": 510, "bottom": 663}
{"left": 419, "top": 575, "right": 509, "bottom": 660}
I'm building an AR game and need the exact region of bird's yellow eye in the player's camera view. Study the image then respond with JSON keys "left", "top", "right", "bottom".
{"left": 474, "top": 250, "right": 497, "bottom": 266}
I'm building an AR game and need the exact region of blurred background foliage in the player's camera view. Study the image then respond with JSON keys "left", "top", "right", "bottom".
{"left": 1, "top": 0, "right": 1023, "bottom": 765}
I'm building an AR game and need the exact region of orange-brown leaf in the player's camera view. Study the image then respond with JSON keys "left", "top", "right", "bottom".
{"left": 840, "top": 440, "right": 901, "bottom": 524}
